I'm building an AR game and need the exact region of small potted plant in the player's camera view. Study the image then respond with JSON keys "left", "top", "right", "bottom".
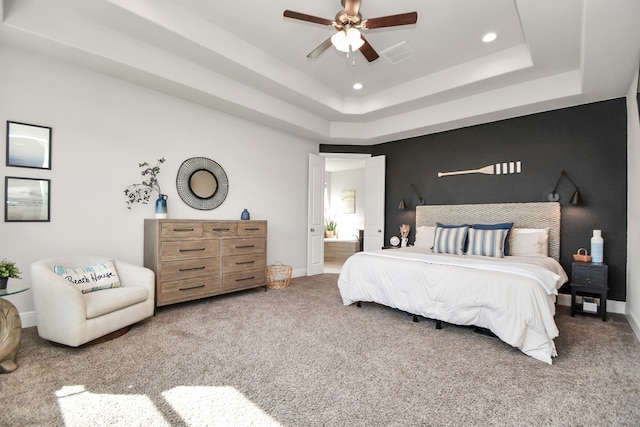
{"left": 325, "top": 217, "right": 337, "bottom": 238}
{"left": 0, "top": 259, "right": 22, "bottom": 290}
{"left": 123, "top": 158, "right": 168, "bottom": 217}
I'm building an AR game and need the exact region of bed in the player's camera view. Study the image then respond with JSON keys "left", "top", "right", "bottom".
{"left": 337, "top": 202, "right": 569, "bottom": 364}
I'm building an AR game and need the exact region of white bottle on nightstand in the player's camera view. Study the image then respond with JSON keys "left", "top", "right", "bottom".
{"left": 591, "top": 230, "right": 603, "bottom": 263}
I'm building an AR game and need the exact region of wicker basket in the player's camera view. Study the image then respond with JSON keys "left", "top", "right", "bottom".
{"left": 266, "top": 263, "right": 292, "bottom": 289}
{"left": 573, "top": 248, "right": 592, "bottom": 263}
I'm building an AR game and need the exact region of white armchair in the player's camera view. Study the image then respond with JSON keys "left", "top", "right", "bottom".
{"left": 31, "top": 256, "right": 154, "bottom": 347}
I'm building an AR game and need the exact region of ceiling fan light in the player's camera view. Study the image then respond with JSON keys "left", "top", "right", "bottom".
{"left": 346, "top": 28, "right": 361, "bottom": 43}
{"left": 331, "top": 30, "right": 350, "bottom": 52}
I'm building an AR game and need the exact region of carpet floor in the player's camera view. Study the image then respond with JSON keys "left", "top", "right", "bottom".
{"left": 2, "top": 273, "right": 639, "bottom": 426}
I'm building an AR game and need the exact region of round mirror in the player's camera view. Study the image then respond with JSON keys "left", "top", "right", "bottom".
{"left": 190, "top": 169, "right": 217, "bottom": 199}
{"left": 176, "top": 157, "right": 228, "bottom": 210}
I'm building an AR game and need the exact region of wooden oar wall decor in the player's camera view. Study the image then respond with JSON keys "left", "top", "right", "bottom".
{"left": 438, "top": 161, "right": 522, "bottom": 178}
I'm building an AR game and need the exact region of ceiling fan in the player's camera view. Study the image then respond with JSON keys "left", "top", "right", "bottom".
{"left": 283, "top": 0, "right": 418, "bottom": 62}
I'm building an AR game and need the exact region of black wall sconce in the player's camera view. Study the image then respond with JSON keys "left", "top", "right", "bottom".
{"left": 398, "top": 184, "right": 426, "bottom": 209}
{"left": 547, "top": 170, "right": 582, "bottom": 205}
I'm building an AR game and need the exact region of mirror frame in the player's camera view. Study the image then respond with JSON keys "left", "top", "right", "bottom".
{"left": 176, "top": 157, "right": 229, "bottom": 210}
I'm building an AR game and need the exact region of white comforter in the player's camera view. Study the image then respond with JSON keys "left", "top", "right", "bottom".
{"left": 337, "top": 247, "right": 569, "bottom": 364}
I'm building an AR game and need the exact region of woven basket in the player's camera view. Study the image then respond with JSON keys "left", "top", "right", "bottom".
{"left": 266, "top": 263, "right": 292, "bottom": 289}
{"left": 573, "top": 248, "right": 592, "bottom": 263}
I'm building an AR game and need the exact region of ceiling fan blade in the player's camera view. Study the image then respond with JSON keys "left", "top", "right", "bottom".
{"left": 343, "top": 0, "right": 361, "bottom": 17}
{"left": 362, "top": 12, "right": 418, "bottom": 29}
{"left": 358, "top": 35, "right": 379, "bottom": 62}
{"left": 283, "top": 10, "right": 334, "bottom": 26}
{"left": 307, "top": 37, "right": 333, "bottom": 59}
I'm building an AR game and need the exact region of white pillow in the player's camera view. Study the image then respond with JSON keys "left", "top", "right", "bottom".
{"left": 509, "top": 228, "right": 549, "bottom": 257}
{"left": 53, "top": 260, "right": 121, "bottom": 293}
{"left": 414, "top": 226, "right": 435, "bottom": 250}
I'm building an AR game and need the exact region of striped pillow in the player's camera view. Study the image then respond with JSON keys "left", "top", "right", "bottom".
{"left": 433, "top": 225, "right": 469, "bottom": 255}
{"left": 467, "top": 228, "right": 509, "bottom": 258}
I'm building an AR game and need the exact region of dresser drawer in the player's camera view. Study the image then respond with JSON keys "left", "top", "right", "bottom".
{"left": 221, "top": 237, "right": 266, "bottom": 256}
{"left": 161, "top": 257, "right": 220, "bottom": 282}
{"left": 223, "top": 253, "right": 266, "bottom": 273}
{"left": 222, "top": 269, "right": 266, "bottom": 292}
{"left": 161, "top": 240, "right": 220, "bottom": 261}
{"left": 237, "top": 221, "right": 267, "bottom": 236}
{"left": 203, "top": 221, "right": 238, "bottom": 238}
{"left": 158, "top": 276, "right": 220, "bottom": 305}
{"left": 161, "top": 222, "right": 203, "bottom": 239}
{"left": 573, "top": 265, "right": 606, "bottom": 288}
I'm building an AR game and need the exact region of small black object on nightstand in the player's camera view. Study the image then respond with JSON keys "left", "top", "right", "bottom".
{"left": 570, "top": 262, "right": 608, "bottom": 321}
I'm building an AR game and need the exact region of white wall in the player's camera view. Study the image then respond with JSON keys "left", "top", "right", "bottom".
{"left": 626, "top": 71, "right": 640, "bottom": 339}
{"left": 0, "top": 47, "right": 318, "bottom": 326}
{"left": 326, "top": 168, "right": 365, "bottom": 239}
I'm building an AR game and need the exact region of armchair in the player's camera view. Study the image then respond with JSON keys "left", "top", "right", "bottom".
{"left": 31, "top": 256, "right": 154, "bottom": 347}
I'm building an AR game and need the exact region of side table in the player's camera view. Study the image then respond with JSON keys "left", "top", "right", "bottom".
{"left": 0, "top": 281, "right": 29, "bottom": 373}
{"left": 570, "top": 262, "right": 608, "bottom": 321}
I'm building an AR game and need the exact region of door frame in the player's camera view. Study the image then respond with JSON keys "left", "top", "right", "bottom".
{"left": 308, "top": 152, "right": 384, "bottom": 274}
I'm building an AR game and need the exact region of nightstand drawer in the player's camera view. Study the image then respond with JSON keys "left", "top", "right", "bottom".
{"left": 573, "top": 265, "right": 606, "bottom": 287}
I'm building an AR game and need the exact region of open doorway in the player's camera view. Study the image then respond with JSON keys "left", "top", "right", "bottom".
{"left": 323, "top": 156, "right": 366, "bottom": 273}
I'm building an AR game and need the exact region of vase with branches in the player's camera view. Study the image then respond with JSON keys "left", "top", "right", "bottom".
{"left": 123, "top": 158, "right": 168, "bottom": 217}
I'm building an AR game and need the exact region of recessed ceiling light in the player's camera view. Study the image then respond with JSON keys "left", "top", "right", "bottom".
{"left": 353, "top": 83, "right": 363, "bottom": 90}
{"left": 482, "top": 32, "right": 497, "bottom": 43}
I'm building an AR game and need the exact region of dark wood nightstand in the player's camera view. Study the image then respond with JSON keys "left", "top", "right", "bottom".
{"left": 570, "top": 262, "right": 608, "bottom": 321}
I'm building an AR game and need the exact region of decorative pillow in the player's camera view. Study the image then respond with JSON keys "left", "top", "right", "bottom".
{"left": 53, "top": 260, "right": 121, "bottom": 293}
{"left": 467, "top": 228, "right": 509, "bottom": 258}
{"left": 473, "top": 222, "right": 514, "bottom": 255}
{"left": 414, "top": 226, "right": 436, "bottom": 250}
{"left": 509, "top": 228, "right": 549, "bottom": 257}
{"left": 433, "top": 225, "right": 469, "bottom": 255}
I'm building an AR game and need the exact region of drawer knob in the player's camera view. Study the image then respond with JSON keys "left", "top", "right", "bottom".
{"left": 236, "top": 245, "right": 255, "bottom": 249}
{"left": 179, "top": 248, "right": 205, "bottom": 252}
{"left": 236, "top": 261, "right": 255, "bottom": 265}
{"left": 236, "top": 276, "right": 255, "bottom": 282}
{"left": 173, "top": 228, "right": 195, "bottom": 232}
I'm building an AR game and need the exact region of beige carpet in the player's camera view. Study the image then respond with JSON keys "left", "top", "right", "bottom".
{"left": 3, "top": 274, "right": 640, "bottom": 426}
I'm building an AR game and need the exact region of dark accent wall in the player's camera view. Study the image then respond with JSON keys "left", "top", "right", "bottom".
{"left": 321, "top": 98, "right": 628, "bottom": 301}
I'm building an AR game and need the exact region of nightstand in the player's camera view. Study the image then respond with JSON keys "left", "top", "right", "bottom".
{"left": 570, "top": 262, "right": 608, "bottom": 321}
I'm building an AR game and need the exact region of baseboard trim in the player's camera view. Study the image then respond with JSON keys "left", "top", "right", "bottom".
{"left": 557, "top": 294, "right": 626, "bottom": 314}
{"left": 626, "top": 309, "right": 640, "bottom": 342}
{"left": 19, "top": 310, "right": 37, "bottom": 328}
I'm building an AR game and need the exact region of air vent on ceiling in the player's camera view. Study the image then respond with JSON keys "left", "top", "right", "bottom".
{"left": 380, "top": 41, "right": 417, "bottom": 64}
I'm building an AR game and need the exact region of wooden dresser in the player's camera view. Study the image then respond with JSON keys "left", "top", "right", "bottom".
{"left": 144, "top": 219, "right": 267, "bottom": 307}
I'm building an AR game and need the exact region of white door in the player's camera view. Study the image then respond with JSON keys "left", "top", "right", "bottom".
{"left": 307, "top": 153, "right": 325, "bottom": 276}
{"left": 364, "top": 155, "right": 386, "bottom": 251}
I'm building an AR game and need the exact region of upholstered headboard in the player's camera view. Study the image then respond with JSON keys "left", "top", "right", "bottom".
{"left": 415, "top": 202, "right": 561, "bottom": 261}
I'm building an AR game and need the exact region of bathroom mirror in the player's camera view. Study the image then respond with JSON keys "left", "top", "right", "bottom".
{"left": 176, "top": 157, "right": 228, "bottom": 210}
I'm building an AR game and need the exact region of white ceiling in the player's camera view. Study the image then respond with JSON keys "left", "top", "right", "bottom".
{"left": 1, "top": 0, "right": 639, "bottom": 145}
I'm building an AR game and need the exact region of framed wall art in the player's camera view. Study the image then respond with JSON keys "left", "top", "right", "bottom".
{"left": 5, "top": 176, "right": 51, "bottom": 222}
{"left": 6, "top": 121, "right": 52, "bottom": 169}
{"left": 341, "top": 189, "right": 355, "bottom": 213}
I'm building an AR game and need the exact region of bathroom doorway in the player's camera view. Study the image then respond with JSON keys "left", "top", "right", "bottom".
{"left": 323, "top": 156, "right": 366, "bottom": 273}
